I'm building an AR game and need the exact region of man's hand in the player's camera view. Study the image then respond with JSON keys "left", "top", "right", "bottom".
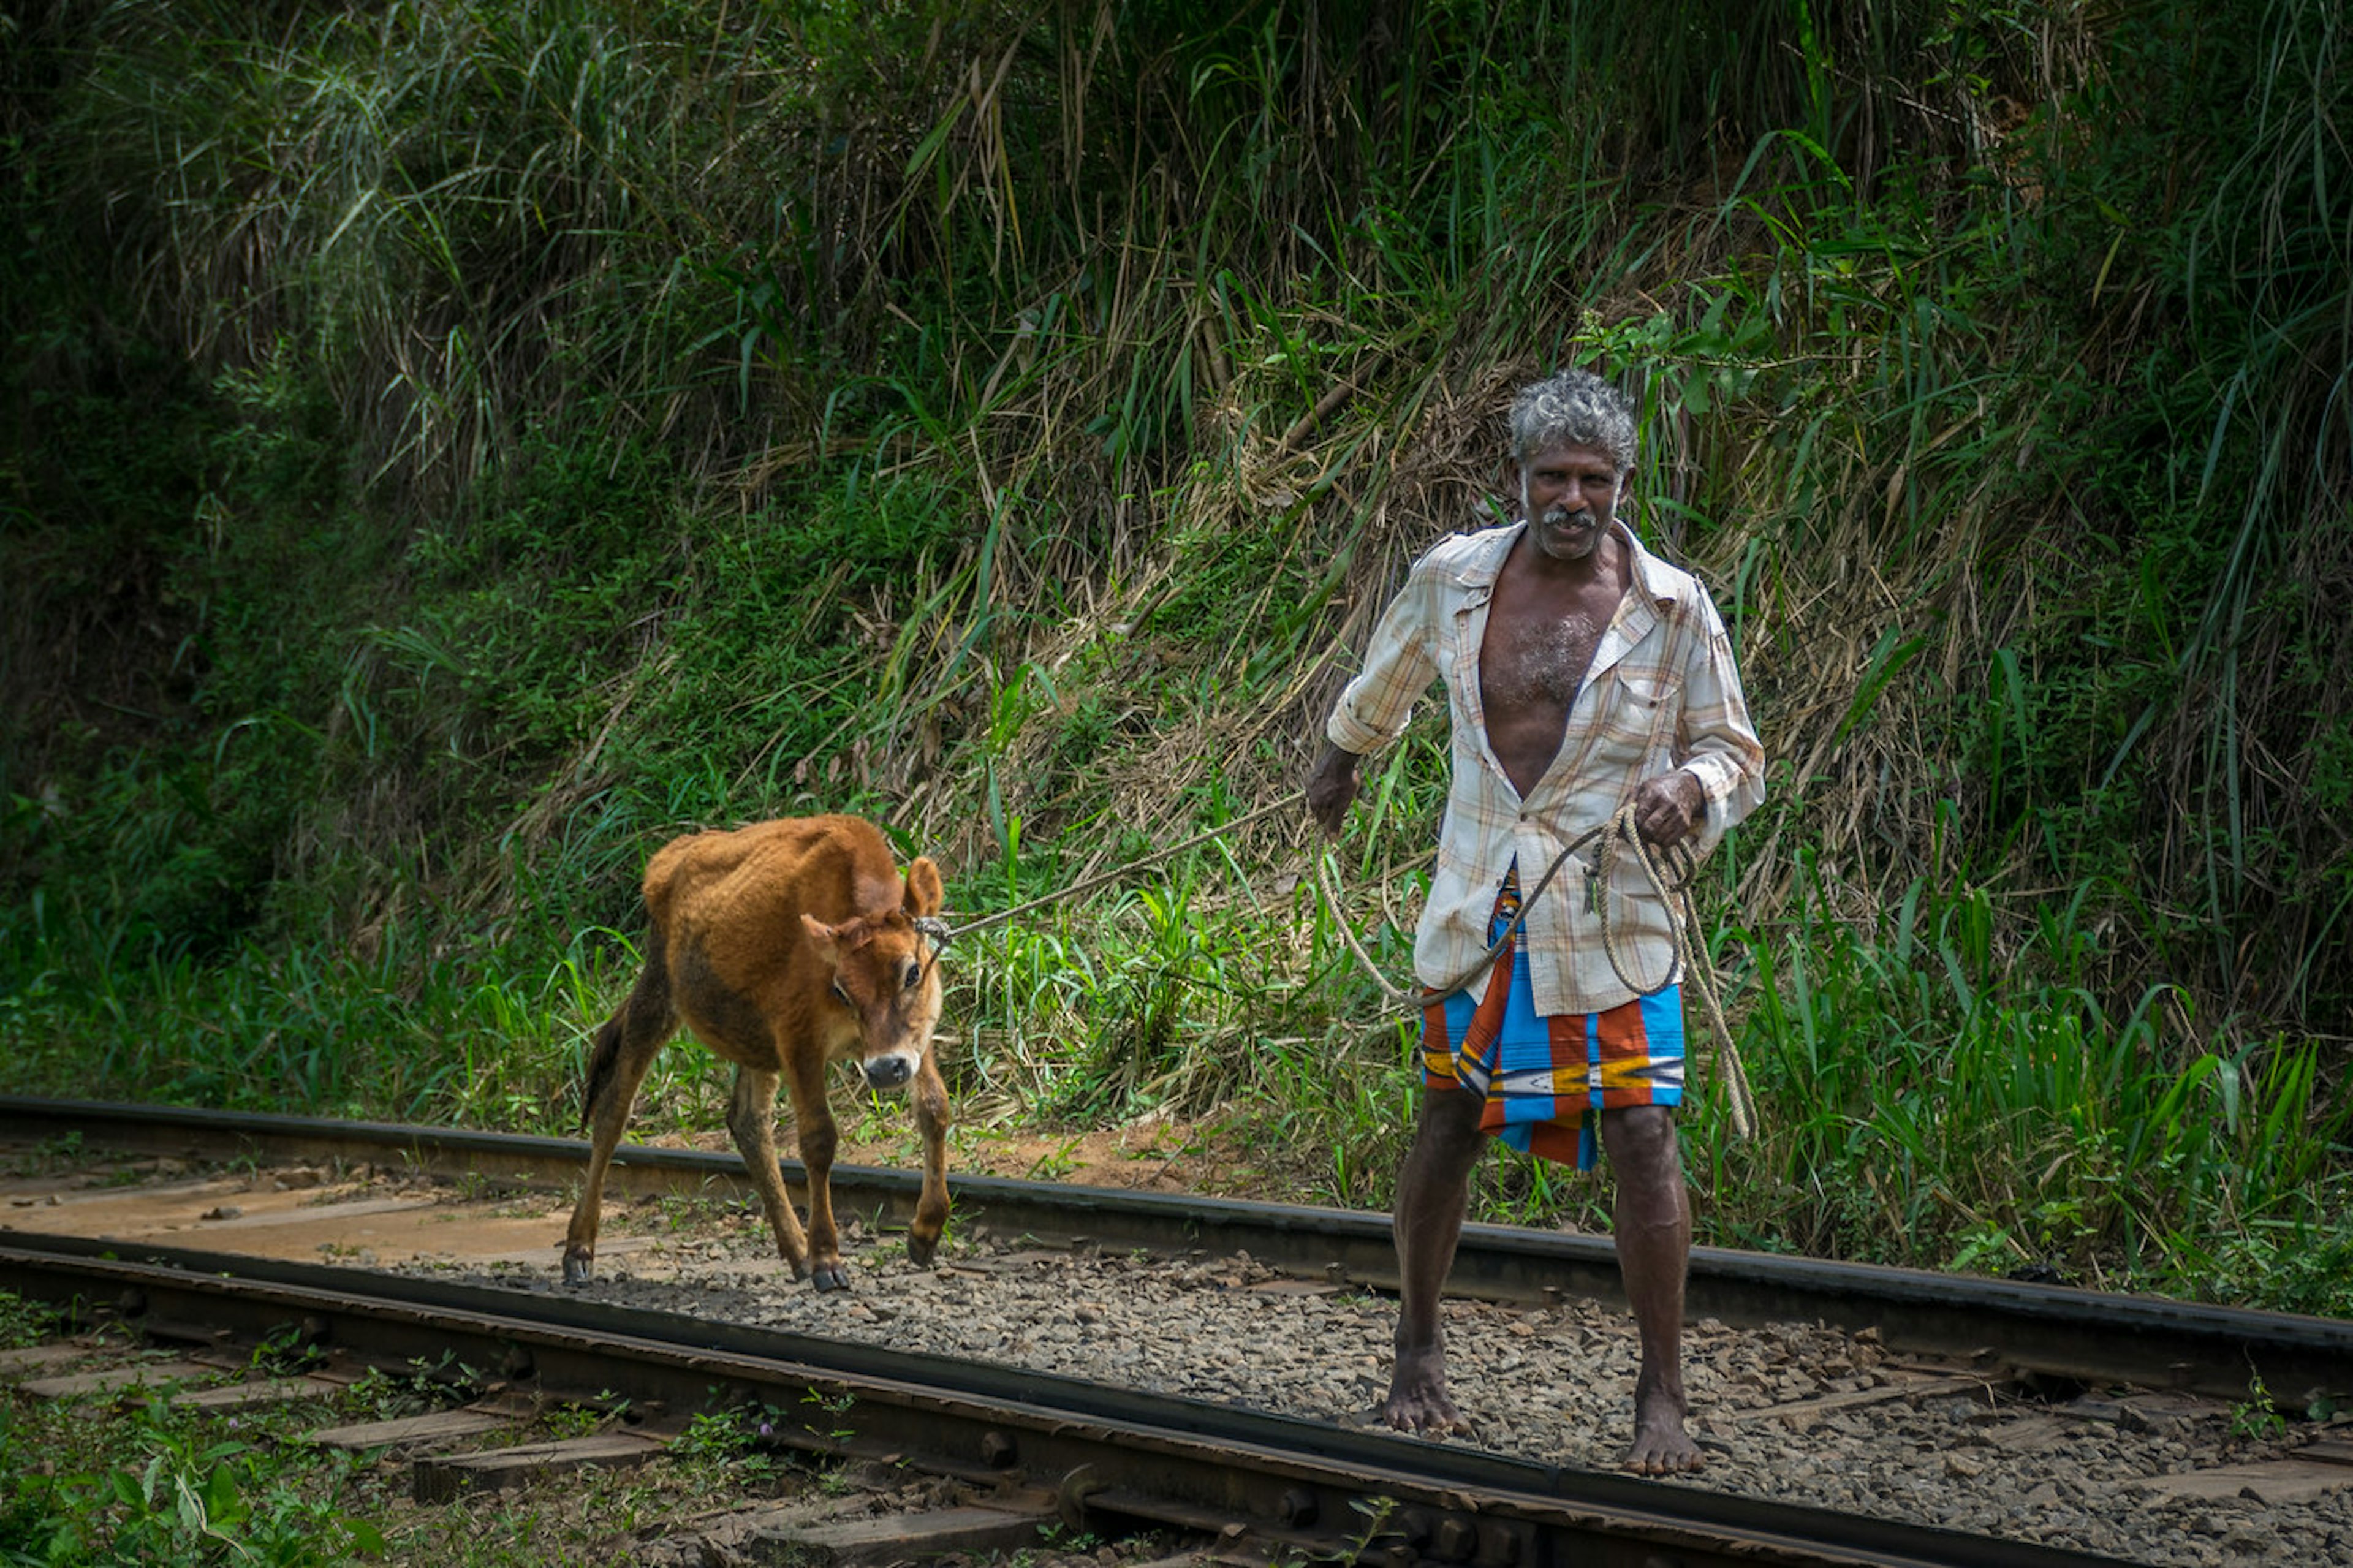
{"left": 1631, "top": 770, "right": 1705, "bottom": 849}
{"left": 1305, "top": 741, "right": 1363, "bottom": 837}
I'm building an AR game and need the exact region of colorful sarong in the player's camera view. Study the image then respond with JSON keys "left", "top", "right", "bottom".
{"left": 1420, "top": 862, "right": 1686, "bottom": 1171}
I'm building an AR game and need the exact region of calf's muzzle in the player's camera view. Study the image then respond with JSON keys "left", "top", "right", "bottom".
{"left": 863, "top": 1054, "right": 915, "bottom": 1091}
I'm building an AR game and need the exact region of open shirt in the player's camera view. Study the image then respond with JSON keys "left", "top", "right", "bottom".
{"left": 1325, "top": 518, "right": 1766, "bottom": 1015}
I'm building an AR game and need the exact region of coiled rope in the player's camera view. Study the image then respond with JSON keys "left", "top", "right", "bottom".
{"left": 929, "top": 789, "right": 1757, "bottom": 1140}
{"left": 1311, "top": 801, "right": 1757, "bottom": 1140}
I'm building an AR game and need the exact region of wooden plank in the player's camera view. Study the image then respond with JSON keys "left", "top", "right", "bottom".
{"left": 0, "top": 1344, "right": 88, "bottom": 1377}
{"left": 412, "top": 1431, "right": 667, "bottom": 1502}
{"left": 19, "top": 1360, "right": 219, "bottom": 1399}
{"left": 2135, "top": 1460, "right": 2353, "bottom": 1506}
{"left": 2122, "top": 1391, "right": 2234, "bottom": 1420}
{"left": 305, "top": 1407, "right": 514, "bottom": 1450}
{"left": 173, "top": 1376, "right": 344, "bottom": 1412}
{"left": 2067, "top": 1390, "right": 2233, "bottom": 1426}
{"left": 1982, "top": 1415, "right": 2069, "bottom": 1452}
{"left": 747, "top": 1504, "right": 1056, "bottom": 1566}
{"left": 2299, "top": 1438, "right": 2353, "bottom": 1468}
{"left": 1731, "top": 1373, "right": 1999, "bottom": 1423}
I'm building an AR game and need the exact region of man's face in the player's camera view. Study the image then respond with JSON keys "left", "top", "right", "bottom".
{"left": 1518, "top": 442, "right": 1624, "bottom": 564}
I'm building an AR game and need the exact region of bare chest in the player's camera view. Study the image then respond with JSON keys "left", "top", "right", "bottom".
{"left": 1479, "top": 603, "right": 1605, "bottom": 714}
{"left": 1474, "top": 553, "right": 1628, "bottom": 796}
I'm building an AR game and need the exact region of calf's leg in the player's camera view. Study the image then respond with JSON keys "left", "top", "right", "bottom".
{"left": 726, "top": 1064, "right": 813, "bottom": 1281}
{"left": 789, "top": 1053, "right": 849, "bottom": 1290}
{"left": 907, "top": 1052, "right": 952, "bottom": 1266}
{"left": 563, "top": 954, "right": 675, "bottom": 1285}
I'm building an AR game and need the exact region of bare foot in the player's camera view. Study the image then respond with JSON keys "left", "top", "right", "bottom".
{"left": 1382, "top": 1343, "right": 1474, "bottom": 1436}
{"left": 1621, "top": 1377, "right": 1703, "bottom": 1474}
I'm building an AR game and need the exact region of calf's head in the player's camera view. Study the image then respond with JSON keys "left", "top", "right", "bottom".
{"left": 802, "top": 856, "right": 947, "bottom": 1092}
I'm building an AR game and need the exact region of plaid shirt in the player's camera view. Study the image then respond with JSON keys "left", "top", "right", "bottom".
{"left": 1326, "top": 518, "right": 1765, "bottom": 1015}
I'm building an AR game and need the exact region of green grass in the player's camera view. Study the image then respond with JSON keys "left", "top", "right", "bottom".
{"left": 0, "top": 1295, "right": 939, "bottom": 1566}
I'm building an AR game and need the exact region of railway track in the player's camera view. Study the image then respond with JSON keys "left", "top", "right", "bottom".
{"left": 2, "top": 1228, "right": 2135, "bottom": 1568}
{"left": 5, "top": 1097, "right": 2352, "bottom": 1566}
{"left": 7, "top": 1096, "right": 2351, "bottom": 1403}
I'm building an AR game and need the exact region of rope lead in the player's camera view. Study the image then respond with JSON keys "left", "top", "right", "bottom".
{"left": 1316, "top": 801, "right": 1758, "bottom": 1142}
{"left": 928, "top": 786, "right": 1758, "bottom": 1142}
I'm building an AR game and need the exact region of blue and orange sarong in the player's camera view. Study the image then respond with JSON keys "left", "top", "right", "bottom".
{"left": 1420, "top": 863, "right": 1685, "bottom": 1171}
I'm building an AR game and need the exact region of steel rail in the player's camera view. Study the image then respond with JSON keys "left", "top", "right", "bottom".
{"left": 0, "top": 1229, "right": 2135, "bottom": 1568}
{"left": 6, "top": 1096, "right": 2351, "bottom": 1404}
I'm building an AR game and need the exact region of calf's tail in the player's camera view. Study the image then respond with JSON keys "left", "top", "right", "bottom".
{"left": 580, "top": 926, "right": 672, "bottom": 1132}
{"left": 580, "top": 1016, "right": 626, "bottom": 1133}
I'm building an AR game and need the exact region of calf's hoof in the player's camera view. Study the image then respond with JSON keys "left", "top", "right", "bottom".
{"left": 811, "top": 1260, "right": 851, "bottom": 1292}
{"left": 906, "top": 1232, "right": 940, "bottom": 1267}
{"left": 561, "top": 1252, "right": 593, "bottom": 1287}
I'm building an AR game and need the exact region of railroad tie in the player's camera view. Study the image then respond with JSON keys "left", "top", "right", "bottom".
{"left": 735, "top": 1499, "right": 1060, "bottom": 1568}
{"left": 303, "top": 1399, "right": 525, "bottom": 1453}
{"left": 411, "top": 1427, "right": 671, "bottom": 1504}
{"left": 17, "top": 1358, "right": 221, "bottom": 1401}
{"left": 172, "top": 1374, "right": 346, "bottom": 1412}
{"left": 2132, "top": 1443, "right": 2353, "bottom": 1507}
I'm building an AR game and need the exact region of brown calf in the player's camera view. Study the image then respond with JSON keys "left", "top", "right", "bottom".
{"left": 562, "top": 815, "right": 950, "bottom": 1291}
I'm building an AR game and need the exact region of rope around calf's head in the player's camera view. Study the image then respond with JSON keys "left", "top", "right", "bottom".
{"left": 911, "top": 915, "right": 953, "bottom": 984}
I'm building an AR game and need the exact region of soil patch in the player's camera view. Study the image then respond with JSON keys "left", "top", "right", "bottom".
{"left": 640, "top": 1113, "right": 1313, "bottom": 1199}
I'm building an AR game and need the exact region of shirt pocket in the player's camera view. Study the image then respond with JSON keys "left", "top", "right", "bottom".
{"left": 1597, "top": 671, "right": 1677, "bottom": 767}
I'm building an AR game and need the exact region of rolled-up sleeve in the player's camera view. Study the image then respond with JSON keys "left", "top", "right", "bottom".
{"left": 1673, "top": 593, "right": 1766, "bottom": 858}
{"left": 1326, "top": 562, "right": 1441, "bottom": 756}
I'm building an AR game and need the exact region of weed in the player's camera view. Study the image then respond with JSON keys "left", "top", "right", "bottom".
{"left": 248, "top": 1319, "right": 322, "bottom": 1377}
{"left": 0, "top": 1291, "right": 56, "bottom": 1349}
{"left": 345, "top": 1362, "right": 461, "bottom": 1424}
{"left": 532, "top": 1389, "right": 631, "bottom": 1444}
{"left": 0, "top": 1291, "right": 858, "bottom": 1563}
{"left": 1025, "top": 1137, "right": 1085, "bottom": 1181}
{"left": 801, "top": 1385, "right": 857, "bottom": 1444}
{"left": 2232, "top": 1374, "right": 2289, "bottom": 1441}
{"left": 1037, "top": 1519, "right": 1103, "bottom": 1552}
{"left": 27, "top": 1131, "right": 84, "bottom": 1175}
{"left": 671, "top": 1407, "right": 757, "bottom": 1464}
{"left": 0, "top": 1385, "right": 384, "bottom": 1566}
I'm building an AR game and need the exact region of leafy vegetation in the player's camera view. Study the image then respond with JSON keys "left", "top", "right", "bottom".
{"left": 1, "top": 1, "right": 2347, "bottom": 1313}
{"left": 0, "top": 1293, "right": 974, "bottom": 1564}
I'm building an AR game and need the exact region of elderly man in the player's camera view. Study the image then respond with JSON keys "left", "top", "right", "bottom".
{"left": 1306, "top": 368, "right": 1765, "bottom": 1473}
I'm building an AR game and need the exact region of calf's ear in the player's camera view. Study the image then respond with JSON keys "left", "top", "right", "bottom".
{"left": 902, "top": 857, "right": 944, "bottom": 917}
{"left": 800, "top": 913, "right": 842, "bottom": 963}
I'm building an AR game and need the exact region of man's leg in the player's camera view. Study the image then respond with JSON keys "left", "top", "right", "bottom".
{"left": 1383, "top": 1083, "right": 1487, "bottom": 1433}
{"left": 1600, "top": 1105, "right": 1702, "bottom": 1473}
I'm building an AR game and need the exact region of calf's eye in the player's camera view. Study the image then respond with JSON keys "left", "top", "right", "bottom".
{"left": 829, "top": 980, "right": 851, "bottom": 1006}
{"left": 902, "top": 960, "right": 922, "bottom": 991}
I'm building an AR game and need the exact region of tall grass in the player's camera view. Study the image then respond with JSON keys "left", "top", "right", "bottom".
{"left": 1707, "top": 854, "right": 2351, "bottom": 1296}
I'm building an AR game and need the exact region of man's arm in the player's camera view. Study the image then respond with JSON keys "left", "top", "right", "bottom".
{"left": 1666, "top": 591, "right": 1767, "bottom": 857}
{"left": 1306, "top": 741, "right": 1362, "bottom": 836}
{"left": 1305, "top": 559, "right": 1442, "bottom": 836}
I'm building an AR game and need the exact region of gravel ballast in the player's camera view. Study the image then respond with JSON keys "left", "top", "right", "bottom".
{"left": 405, "top": 1211, "right": 2352, "bottom": 1568}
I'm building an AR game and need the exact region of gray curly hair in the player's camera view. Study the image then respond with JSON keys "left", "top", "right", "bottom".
{"left": 1508, "top": 369, "right": 1638, "bottom": 475}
